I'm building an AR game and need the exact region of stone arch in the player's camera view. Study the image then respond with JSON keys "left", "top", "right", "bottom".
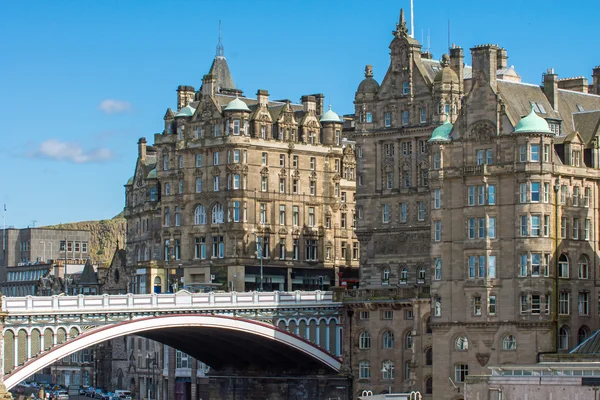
{"left": 17, "top": 329, "right": 27, "bottom": 366}
{"left": 30, "top": 328, "right": 41, "bottom": 358}
{"left": 69, "top": 327, "right": 80, "bottom": 339}
{"left": 4, "top": 330, "right": 14, "bottom": 373}
{"left": 57, "top": 327, "right": 67, "bottom": 344}
{"left": 43, "top": 328, "right": 53, "bottom": 351}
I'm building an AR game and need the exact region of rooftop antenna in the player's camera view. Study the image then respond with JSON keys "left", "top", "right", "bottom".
{"left": 2, "top": 204, "right": 5, "bottom": 254}
{"left": 427, "top": 28, "right": 431, "bottom": 53}
{"left": 31, "top": 220, "right": 37, "bottom": 228}
{"left": 216, "top": 20, "right": 224, "bottom": 58}
{"left": 421, "top": 29, "right": 424, "bottom": 46}
{"left": 410, "top": 0, "right": 415, "bottom": 38}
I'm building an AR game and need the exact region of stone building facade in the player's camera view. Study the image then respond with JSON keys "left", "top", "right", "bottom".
{"left": 347, "top": 9, "right": 600, "bottom": 400}
{"left": 124, "top": 42, "right": 359, "bottom": 295}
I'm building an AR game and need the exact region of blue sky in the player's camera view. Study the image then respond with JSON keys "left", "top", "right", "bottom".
{"left": 1, "top": 0, "right": 599, "bottom": 228}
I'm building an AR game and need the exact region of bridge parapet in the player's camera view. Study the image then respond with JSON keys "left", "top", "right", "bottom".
{"left": 2, "top": 290, "right": 336, "bottom": 315}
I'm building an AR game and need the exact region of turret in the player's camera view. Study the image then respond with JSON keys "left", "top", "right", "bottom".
{"left": 320, "top": 106, "right": 343, "bottom": 146}
{"left": 176, "top": 85, "right": 195, "bottom": 110}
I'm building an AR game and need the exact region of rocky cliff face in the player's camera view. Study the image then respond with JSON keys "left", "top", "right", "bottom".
{"left": 43, "top": 217, "right": 126, "bottom": 265}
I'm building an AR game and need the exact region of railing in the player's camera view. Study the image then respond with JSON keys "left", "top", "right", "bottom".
{"left": 2, "top": 290, "right": 336, "bottom": 315}
{"left": 343, "top": 286, "right": 430, "bottom": 301}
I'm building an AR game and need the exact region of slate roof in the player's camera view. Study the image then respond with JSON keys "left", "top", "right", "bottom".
{"left": 571, "top": 329, "right": 600, "bottom": 354}
{"left": 208, "top": 56, "right": 236, "bottom": 91}
{"left": 573, "top": 111, "right": 600, "bottom": 144}
{"left": 422, "top": 58, "right": 472, "bottom": 80}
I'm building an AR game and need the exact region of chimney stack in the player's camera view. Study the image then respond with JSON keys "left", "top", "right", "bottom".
{"left": 470, "top": 44, "right": 499, "bottom": 89}
{"left": 496, "top": 48, "right": 508, "bottom": 70}
{"left": 543, "top": 68, "right": 559, "bottom": 111}
{"left": 201, "top": 74, "right": 216, "bottom": 96}
{"left": 138, "top": 137, "right": 147, "bottom": 162}
{"left": 312, "top": 93, "right": 325, "bottom": 116}
{"left": 592, "top": 66, "right": 600, "bottom": 95}
{"left": 256, "top": 89, "right": 270, "bottom": 107}
{"left": 301, "top": 95, "right": 317, "bottom": 113}
{"left": 558, "top": 77, "right": 589, "bottom": 93}
{"left": 177, "top": 85, "right": 195, "bottom": 110}
{"left": 449, "top": 45, "right": 464, "bottom": 91}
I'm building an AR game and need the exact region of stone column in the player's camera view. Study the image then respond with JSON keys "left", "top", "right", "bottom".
{"left": 411, "top": 137, "right": 418, "bottom": 187}
{"left": 0, "top": 300, "right": 14, "bottom": 399}
{"left": 375, "top": 140, "right": 382, "bottom": 191}
{"left": 190, "top": 358, "right": 198, "bottom": 400}
{"left": 167, "top": 347, "right": 176, "bottom": 399}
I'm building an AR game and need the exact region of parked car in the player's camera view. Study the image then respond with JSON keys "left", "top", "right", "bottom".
{"left": 114, "top": 390, "right": 132, "bottom": 399}
{"left": 55, "top": 390, "right": 69, "bottom": 400}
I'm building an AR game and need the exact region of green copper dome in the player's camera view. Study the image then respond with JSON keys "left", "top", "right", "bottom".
{"left": 175, "top": 105, "right": 196, "bottom": 118}
{"left": 428, "top": 118, "right": 453, "bottom": 142}
{"left": 126, "top": 176, "right": 134, "bottom": 185}
{"left": 320, "top": 106, "right": 342, "bottom": 123}
{"left": 224, "top": 97, "right": 250, "bottom": 112}
{"left": 146, "top": 168, "right": 157, "bottom": 179}
{"left": 514, "top": 105, "right": 552, "bottom": 134}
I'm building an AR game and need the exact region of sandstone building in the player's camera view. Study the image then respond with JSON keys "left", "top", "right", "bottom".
{"left": 347, "top": 9, "right": 600, "bottom": 400}
{"left": 124, "top": 39, "right": 359, "bottom": 295}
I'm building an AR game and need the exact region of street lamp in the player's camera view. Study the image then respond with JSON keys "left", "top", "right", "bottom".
{"left": 252, "top": 231, "right": 264, "bottom": 292}
{"left": 381, "top": 363, "right": 394, "bottom": 394}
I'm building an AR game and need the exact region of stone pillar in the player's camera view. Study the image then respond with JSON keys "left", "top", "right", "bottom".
{"left": 167, "top": 347, "right": 176, "bottom": 399}
{"left": 191, "top": 358, "right": 198, "bottom": 400}
{"left": 12, "top": 333, "right": 17, "bottom": 368}
{"left": 411, "top": 137, "right": 418, "bottom": 187}
{"left": 0, "top": 300, "right": 14, "bottom": 399}
{"left": 375, "top": 140, "right": 382, "bottom": 191}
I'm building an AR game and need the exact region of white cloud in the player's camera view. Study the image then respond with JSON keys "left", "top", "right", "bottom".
{"left": 34, "top": 139, "right": 114, "bottom": 164}
{"left": 98, "top": 99, "right": 132, "bottom": 114}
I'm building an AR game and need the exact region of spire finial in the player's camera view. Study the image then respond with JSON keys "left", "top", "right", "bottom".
{"left": 400, "top": 8, "right": 405, "bottom": 25}
{"left": 216, "top": 20, "right": 224, "bottom": 57}
{"left": 394, "top": 9, "right": 408, "bottom": 38}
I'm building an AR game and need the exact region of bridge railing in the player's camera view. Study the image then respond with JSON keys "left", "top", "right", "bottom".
{"left": 2, "top": 290, "right": 336, "bottom": 315}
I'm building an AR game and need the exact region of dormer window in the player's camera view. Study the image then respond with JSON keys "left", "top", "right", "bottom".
{"left": 260, "top": 126, "right": 266, "bottom": 139}
{"left": 530, "top": 101, "right": 546, "bottom": 114}
{"left": 233, "top": 119, "right": 240, "bottom": 135}
{"left": 548, "top": 121, "right": 561, "bottom": 135}
{"left": 403, "top": 81, "right": 409, "bottom": 95}
{"left": 420, "top": 107, "right": 427, "bottom": 124}
{"left": 196, "top": 126, "right": 203, "bottom": 139}
{"left": 572, "top": 150, "right": 581, "bottom": 167}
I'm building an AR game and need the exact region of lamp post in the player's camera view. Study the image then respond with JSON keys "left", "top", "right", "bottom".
{"left": 145, "top": 354, "right": 155, "bottom": 400}
{"left": 381, "top": 364, "right": 394, "bottom": 394}
{"left": 252, "top": 231, "right": 264, "bottom": 292}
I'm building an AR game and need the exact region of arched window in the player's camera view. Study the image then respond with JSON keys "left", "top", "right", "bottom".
{"left": 455, "top": 336, "right": 468, "bottom": 351}
{"left": 359, "top": 331, "right": 371, "bottom": 349}
{"left": 400, "top": 267, "right": 408, "bottom": 283}
{"left": 425, "top": 347, "right": 432, "bottom": 365}
{"left": 136, "top": 246, "right": 141, "bottom": 262}
{"left": 359, "top": 360, "right": 371, "bottom": 379}
{"left": 558, "top": 254, "right": 569, "bottom": 278}
{"left": 425, "top": 316, "right": 432, "bottom": 334}
{"left": 558, "top": 325, "right": 570, "bottom": 350}
{"left": 212, "top": 203, "right": 224, "bottom": 224}
{"left": 382, "top": 331, "right": 394, "bottom": 349}
{"left": 425, "top": 376, "right": 433, "bottom": 394}
{"left": 383, "top": 268, "right": 390, "bottom": 283}
{"left": 142, "top": 245, "right": 148, "bottom": 261}
{"left": 578, "top": 255, "right": 589, "bottom": 279}
{"left": 502, "top": 335, "right": 516, "bottom": 350}
{"left": 194, "top": 205, "right": 207, "bottom": 225}
{"left": 578, "top": 325, "right": 590, "bottom": 344}
{"left": 404, "top": 331, "right": 413, "bottom": 349}
{"left": 381, "top": 360, "right": 394, "bottom": 379}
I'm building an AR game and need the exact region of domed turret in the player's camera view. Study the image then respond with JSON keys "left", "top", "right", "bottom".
{"left": 320, "top": 106, "right": 341, "bottom": 123}
{"left": 428, "top": 116, "right": 453, "bottom": 142}
{"left": 357, "top": 65, "right": 380, "bottom": 94}
{"left": 434, "top": 54, "right": 459, "bottom": 85}
{"left": 224, "top": 97, "right": 250, "bottom": 112}
{"left": 147, "top": 168, "right": 157, "bottom": 179}
{"left": 514, "top": 105, "right": 552, "bottom": 134}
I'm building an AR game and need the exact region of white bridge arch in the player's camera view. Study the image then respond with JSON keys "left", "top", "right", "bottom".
{"left": 5, "top": 314, "right": 342, "bottom": 390}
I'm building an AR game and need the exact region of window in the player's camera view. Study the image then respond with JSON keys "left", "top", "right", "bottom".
{"left": 382, "top": 331, "right": 394, "bottom": 349}
{"left": 543, "top": 144, "right": 550, "bottom": 162}
{"left": 164, "top": 207, "right": 170, "bottom": 227}
{"left": 579, "top": 255, "right": 589, "bottom": 279}
{"left": 193, "top": 205, "right": 207, "bottom": 225}
{"left": 213, "top": 124, "right": 219, "bottom": 137}
{"left": 488, "top": 185, "right": 496, "bottom": 205}
{"left": 405, "top": 331, "right": 413, "bottom": 349}
{"left": 579, "top": 292, "right": 589, "bottom": 315}
{"left": 308, "top": 207, "right": 315, "bottom": 227}
{"left": 585, "top": 219, "right": 591, "bottom": 240}
{"left": 232, "top": 119, "right": 240, "bottom": 135}
{"left": 530, "top": 144, "right": 539, "bottom": 161}
{"left": 455, "top": 364, "right": 469, "bottom": 383}
{"left": 559, "top": 292, "right": 570, "bottom": 315}
{"left": 178, "top": 155, "right": 183, "bottom": 169}
{"left": 213, "top": 176, "right": 220, "bottom": 191}
{"left": 468, "top": 218, "right": 476, "bottom": 239}
{"left": 291, "top": 206, "right": 299, "bottom": 226}
{"left": 386, "top": 172, "right": 393, "bottom": 189}
{"left": 309, "top": 181, "right": 316, "bottom": 196}
{"left": 476, "top": 149, "right": 484, "bottom": 165}
{"left": 520, "top": 294, "right": 528, "bottom": 313}
{"left": 558, "top": 326, "right": 569, "bottom": 350}
{"left": 400, "top": 268, "right": 408, "bottom": 283}
{"left": 211, "top": 203, "right": 224, "bottom": 224}
{"left": 292, "top": 179, "right": 298, "bottom": 194}
{"left": 232, "top": 201, "right": 240, "bottom": 222}
{"left": 417, "top": 201, "right": 425, "bottom": 221}
{"left": 213, "top": 151, "right": 219, "bottom": 165}
{"left": 163, "top": 155, "right": 169, "bottom": 171}
{"left": 402, "top": 81, "right": 409, "bottom": 94}
{"left": 359, "top": 361, "right": 371, "bottom": 379}
{"left": 531, "top": 214, "right": 541, "bottom": 236}
{"left": 360, "top": 311, "right": 370, "bottom": 320}
{"left": 434, "top": 258, "right": 442, "bottom": 280}
{"left": 384, "top": 112, "right": 391, "bottom": 127}
{"left": 400, "top": 203, "right": 407, "bottom": 222}
{"left": 473, "top": 296, "right": 482, "bottom": 315}
{"left": 383, "top": 268, "right": 390, "bottom": 284}
{"left": 573, "top": 218, "right": 580, "bottom": 239}
{"left": 174, "top": 207, "right": 181, "bottom": 226}
{"left": 519, "top": 145, "right": 527, "bottom": 162}
{"left": 353, "top": 242, "right": 359, "bottom": 260}
{"left": 519, "top": 183, "right": 527, "bottom": 203}
{"left": 543, "top": 214, "right": 550, "bottom": 236}
{"left": 292, "top": 239, "right": 299, "bottom": 260}
{"left": 425, "top": 376, "right": 433, "bottom": 395}
{"left": 310, "top": 157, "right": 316, "bottom": 170}
{"left": 487, "top": 217, "right": 496, "bottom": 239}
{"left": 402, "top": 110, "right": 409, "bottom": 126}
{"left": 455, "top": 336, "right": 468, "bottom": 351}
{"left": 418, "top": 267, "right": 425, "bottom": 282}
{"left": 259, "top": 203, "right": 267, "bottom": 224}
{"left": 468, "top": 186, "right": 475, "bottom": 206}
{"left": 489, "top": 295, "right": 497, "bottom": 315}
{"left": 382, "top": 310, "right": 393, "bottom": 320}
{"left": 433, "top": 152, "right": 441, "bottom": 169}
{"left": 503, "top": 335, "right": 516, "bottom": 350}
{"left": 434, "top": 220, "right": 441, "bottom": 241}
{"left": 305, "top": 239, "right": 318, "bottom": 261}
{"left": 164, "top": 182, "right": 171, "bottom": 196}
{"left": 420, "top": 107, "right": 427, "bottom": 123}
{"left": 433, "top": 189, "right": 441, "bottom": 209}
{"left": 366, "top": 112, "right": 372, "bottom": 123}
{"left": 561, "top": 217, "right": 567, "bottom": 238}
{"left": 178, "top": 179, "right": 183, "bottom": 194}
{"left": 382, "top": 361, "right": 394, "bottom": 380}
{"left": 531, "top": 182, "right": 540, "bottom": 202}
{"left": 486, "top": 148, "right": 493, "bottom": 165}
{"left": 382, "top": 204, "right": 390, "bottom": 223}
{"left": 584, "top": 187, "right": 590, "bottom": 207}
